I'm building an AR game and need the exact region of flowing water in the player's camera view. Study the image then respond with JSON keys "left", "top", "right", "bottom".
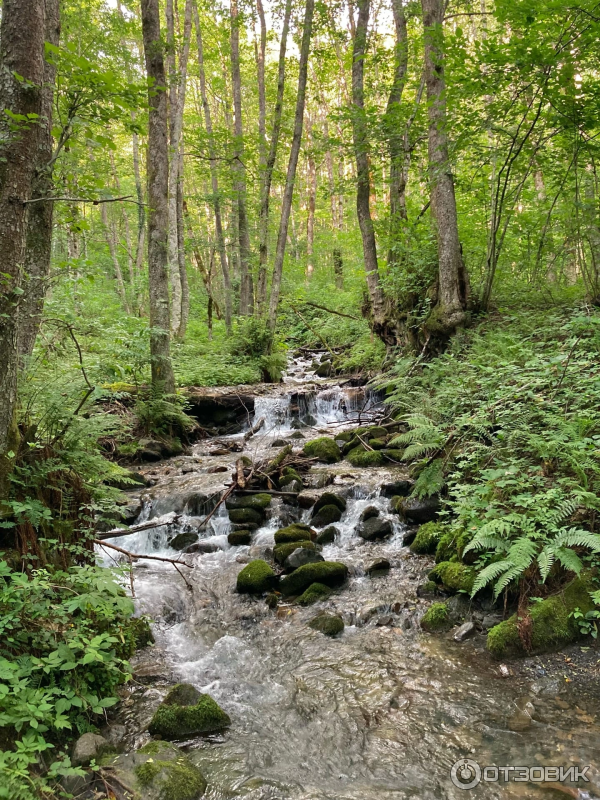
{"left": 102, "top": 356, "right": 600, "bottom": 800}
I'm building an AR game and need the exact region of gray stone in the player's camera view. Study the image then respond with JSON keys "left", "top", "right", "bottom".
{"left": 72, "top": 733, "right": 111, "bottom": 767}
{"left": 316, "top": 525, "right": 338, "bottom": 545}
{"left": 284, "top": 547, "right": 325, "bottom": 571}
{"left": 360, "top": 505, "right": 380, "bottom": 522}
{"left": 453, "top": 621, "right": 476, "bottom": 642}
{"left": 381, "top": 480, "right": 413, "bottom": 498}
{"left": 284, "top": 479, "right": 303, "bottom": 493}
{"left": 185, "top": 540, "right": 219, "bottom": 554}
{"left": 482, "top": 614, "right": 503, "bottom": 630}
{"left": 398, "top": 495, "right": 441, "bottom": 523}
{"left": 100, "top": 723, "right": 127, "bottom": 749}
{"left": 358, "top": 517, "right": 393, "bottom": 541}
{"left": 366, "top": 558, "right": 390, "bottom": 575}
{"left": 169, "top": 531, "right": 197, "bottom": 551}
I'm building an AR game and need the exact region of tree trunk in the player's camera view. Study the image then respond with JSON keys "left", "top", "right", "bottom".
{"left": 421, "top": 0, "right": 468, "bottom": 337}
{"left": 192, "top": 0, "right": 232, "bottom": 331}
{"left": 100, "top": 201, "right": 130, "bottom": 311}
{"left": 333, "top": 248, "right": 344, "bottom": 290}
{"left": 351, "top": 0, "right": 391, "bottom": 343}
{"left": 267, "top": 0, "right": 315, "bottom": 330}
{"left": 306, "top": 116, "right": 316, "bottom": 282}
{"left": 256, "top": 0, "right": 292, "bottom": 312}
{"left": 256, "top": 0, "right": 267, "bottom": 172}
{"left": 177, "top": 147, "right": 190, "bottom": 337}
{"left": 18, "top": 0, "right": 61, "bottom": 361}
{"left": 141, "top": 0, "right": 176, "bottom": 395}
{"left": 0, "top": 0, "right": 46, "bottom": 496}
{"left": 230, "top": 0, "right": 254, "bottom": 315}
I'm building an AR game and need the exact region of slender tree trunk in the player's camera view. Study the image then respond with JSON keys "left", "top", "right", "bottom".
{"left": 256, "top": 0, "right": 292, "bottom": 312}
{"left": 256, "top": 0, "right": 267, "bottom": 172}
{"left": 109, "top": 150, "right": 134, "bottom": 285}
{"left": 421, "top": 0, "right": 468, "bottom": 336}
{"left": 132, "top": 128, "right": 146, "bottom": 282}
{"left": 192, "top": 0, "right": 232, "bottom": 331}
{"left": 177, "top": 146, "right": 190, "bottom": 337}
{"left": 141, "top": 0, "right": 176, "bottom": 395}
{"left": 306, "top": 116, "right": 316, "bottom": 281}
{"left": 333, "top": 248, "right": 344, "bottom": 290}
{"left": 267, "top": 0, "right": 315, "bottom": 330}
{"left": 230, "top": 0, "right": 254, "bottom": 315}
{"left": 0, "top": 0, "right": 46, "bottom": 496}
{"left": 351, "top": 0, "right": 390, "bottom": 342}
{"left": 100, "top": 202, "right": 130, "bottom": 311}
{"left": 18, "top": 0, "right": 61, "bottom": 360}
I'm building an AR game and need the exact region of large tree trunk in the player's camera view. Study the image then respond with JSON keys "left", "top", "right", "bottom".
{"left": 421, "top": 0, "right": 468, "bottom": 337}
{"left": 230, "top": 0, "right": 254, "bottom": 315}
{"left": 255, "top": 0, "right": 291, "bottom": 313}
{"left": 141, "top": 0, "right": 176, "bottom": 395}
{"left": 267, "top": 0, "right": 315, "bottom": 330}
{"left": 18, "top": 0, "right": 61, "bottom": 361}
{"left": 351, "top": 0, "right": 392, "bottom": 343}
{"left": 0, "top": 0, "right": 46, "bottom": 497}
{"left": 192, "top": 0, "right": 232, "bottom": 332}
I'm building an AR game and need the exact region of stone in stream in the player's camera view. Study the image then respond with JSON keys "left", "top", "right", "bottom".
{"left": 169, "top": 532, "right": 198, "bottom": 551}
{"left": 284, "top": 547, "right": 324, "bottom": 571}
{"left": 360, "top": 505, "right": 380, "bottom": 522}
{"left": 311, "top": 504, "right": 342, "bottom": 527}
{"left": 358, "top": 517, "right": 393, "bottom": 541}
{"left": 274, "top": 523, "right": 314, "bottom": 544}
{"left": 381, "top": 480, "right": 413, "bottom": 498}
{"left": 316, "top": 525, "right": 338, "bottom": 545}
{"left": 453, "top": 621, "right": 476, "bottom": 642}
{"left": 296, "top": 582, "right": 332, "bottom": 605}
{"left": 226, "top": 493, "right": 271, "bottom": 512}
{"left": 228, "top": 530, "right": 252, "bottom": 546}
{"left": 283, "top": 479, "right": 303, "bottom": 494}
{"left": 236, "top": 560, "right": 278, "bottom": 594}
{"left": 185, "top": 541, "right": 219, "bottom": 554}
{"left": 289, "top": 431, "right": 305, "bottom": 440}
{"left": 309, "top": 613, "right": 344, "bottom": 636}
{"left": 72, "top": 733, "right": 113, "bottom": 767}
{"left": 507, "top": 698, "right": 535, "bottom": 732}
{"left": 102, "top": 740, "right": 207, "bottom": 800}
{"left": 231, "top": 522, "right": 259, "bottom": 532}
{"left": 297, "top": 492, "right": 317, "bottom": 509}
{"left": 279, "top": 561, "right": 348, "bottom": 596}
{"left": 312, "top": 492, "right": 347, "bottom": 515}
{"left": 271, "top": 438, "right": 289, "bottom": 447}
{"left": 274, "top": 540, "right": 318, "bottom": 565}
{"left": 302, "top": 437, "right": 342, "bottom": 463}
{"left": 149, "top": 683, "right": 231, "bottom": 739}
{"left": 228, "top": 507, "right": 265, "bottom": 526}
{"left": 397, "top": 494, "right": 441, "bottom": 523}
{"left": 366, "top": 558, "right": 390, "bottom": 575}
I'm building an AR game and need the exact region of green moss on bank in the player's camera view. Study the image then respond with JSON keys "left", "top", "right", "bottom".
{"left": 410, "top": 522, "right": 445, "bottom": 555}
{"left": 303, "top": 438, "right": 341, "bottom": 463}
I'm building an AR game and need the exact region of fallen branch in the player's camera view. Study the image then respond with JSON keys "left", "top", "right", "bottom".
{"left": 289, "top": 305, "right": 336, "bottom": 357}
{"left": 243, "top": 415, "right": 265, "bottom": 440}
{"left": 95, "top": 514, "right": 182, "bottom": 541}
{"left": 236, "top": 458, "right": 247, "bottom": 489}
{"left": 95, "top": 540, "right": 193, "bottom": 590}
{"left": 23, "top": 194, "right": 143, "bottom": 206}
{"left": 302, "top": 301, "right": 359, "bottom": 320}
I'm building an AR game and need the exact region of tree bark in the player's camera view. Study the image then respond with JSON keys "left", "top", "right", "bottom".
{"left": 100, "top": 201, "right": 130, "bottom": 311}
{"left": 351, "top": 0, "right": 391, "bottom": 342}
{"left": 141, "top": 0, "right": 176, "bottom": 395}
{"left": 192, "top": 0, "right": 232, "bottom": 332}
{"left": 18, "top": 0, "right": 61, "bottom": 361}
{"left": 0, "top": 0, "right": 46, "bottom": 496}
{"left": 177, "top": 146, "right": 190, "bottom": 337}
{"left": 255, "top": 0, "right": 291, "bottom": 312}
{"left": 421, "top": 0, "right": 468, "bottom": 336}
{"left": 267, "top": 0, "right": 315, "bottom": 330}
{"left": 230, "top": 0, "right": 254, "bottom": 315}
{"left": 306, "top": 115, "right": 316, "bottom": 281}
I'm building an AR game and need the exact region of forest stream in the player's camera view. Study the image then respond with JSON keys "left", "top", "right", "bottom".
{"left": 101, "top": 355, "right": 600, "bottom": 800}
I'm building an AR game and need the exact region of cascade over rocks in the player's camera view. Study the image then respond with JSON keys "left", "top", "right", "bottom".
{"left": 358, "top": 517, "right": 393, "bottom": 541}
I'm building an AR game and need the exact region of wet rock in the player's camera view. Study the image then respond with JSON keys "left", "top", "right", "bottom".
{"left": 296, "top": 582, "right": 332, "bottom": 605}
{"left": 376, "top": 615, "right": 394, "bottom": 627}
{"left": 310, "top": 471, "right": 334, "bottom": 489}
{"left": 453, "top": 621, "right": 476, "bottom": 642}
{"left": 311, "top": 504, "right": 342, "bottom": 527}
{"left": 315, "top": 361, "right": 333, "bottom": 377}
{"left": 228, "top": 507, "right": 265, "bottom": 526}
{"left": 482, "top": 614, "right": 503, "bottom": 630}
{"left": 102, "top": 740, "right": 207, "bottom": 800}
{"left": 59, "top": 773, "right": 92, "bottom": 797}
{"left": 279, "top": 561, "right": 348, "bottom": 596}
{"left": 237, "top": 560, "right": 278, "bottom": 594}
{"left": 274, "top": 540, "right": 318, "bottom": 565}
{"left": 316, "top": 525, "right": 338, "bottom": 545}
{"left": 309, "top": 613, "right": 344, "bottom": 636}
{"left": 169, "top": 532, "right": 198, "bottom": 551}
{"left": 507, "top": 699, "right": 535, "bottom": 732}
{"left": 226, "top": 493, "right": 271, "bottom": 512}
{"left": 312, "top": 491, "right": 346, "bottom": 515}
{"left": 360, "top": 505, "right": 380, "bottom": 522}
{"left": 289, "top": 431, "right": 305, "bottom": 439}
{"left": 420, "top": 602, "right": 451, "bottom": 632}
{"left": 397, "top": 495, "right": 441, "bottom": 523}
{"left": 279, "top": 467, "right": 303, "bottom": 489}
{"left": 265, "top": 593, "right": 279, "bottom": 609}
{"left": 297, "top": 492, "right": 317, "bottom": 509}
{"left": 366, "top": 558, "right": 390, "bottom": 575}
{"left": 271, "top": 438, "right": 289, "bottom": 447}
{"left": 283, "top": 479, "right": 303, "bottom": 493}
{"left": 228, "top": 530, "right": 252, "bottom": 546}
{"left": 401, "top": 528, "right": 418, "bottom": 547}
{"left": 207, "top": 465, "right": 228, "bottom": 474}
{"left": 284, "top": 547, "right": 324, "bottom": 571}
{"left": 185, "top": 540, "right": 219, "bottom": 554}
{"left": 358, "top": 517, "right": 393, "bottom": 541}
{"left": 302, "top": 437, "right": 341, "bottom": 464}
{"left": 416, "top": 580, "right": 439, "bottom": 598}
{"left": 72, "top": 733, "right": 112, "bottom": 767}
{"left": 381, "top": 480, "right": 413, "bottom": 497}
{"left": 231, "top": 522, "right": 259, "bottom": 531}
{"left": 184, "top": 492, "right": 212, "bottom": 517}
{"left": 100, "top": 723, "right": 127, "bottom": 749}
{"left": 274, "top": 523, "right": 314, "bottom": 544}
{"left": 149, "top": 684, "right": 231, "bottom": 739}
{"left": 119, "top": 499, "right": 142, "bottom": 524}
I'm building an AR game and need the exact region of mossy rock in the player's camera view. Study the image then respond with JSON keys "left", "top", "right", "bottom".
{"left": 334, "top": 431, "right": 354, "bottom": 443}
{"left": 228, "top": 507, "right": 265, "bottom": 526}
{"left": 346, "top": 447, "right": 385, "bottom": 467}
{"left": 148, "top": 686, "right": 230, "bottom": 739}
{"left": 236, "top": 560, "right": 277, "bottom": 594}
{"left": 420, "top": 602, "right": 451, "bottom": 632}
{"left": 303, "top": 437, "right": 341, "bottom": 464}
{"left": 368, "top": 437, "right": 388, "bottom": 450}
{"left": 312, "top": 492, "right": 346, "bottom": 515}
{"left": 382, "top": 449, "right": 404, "bottom": 462}
{"left": 279, "top": 561, "right": 348, "bottom": 596}
{"left": 273, "top": 540, "right": 317, "bottom": 566}
{"left": 410, "top": 522, "right": 445, "bottom": 555}
{"left": 296, "top": 582, "right": 332, "bottom": 605}
{"left": 225, "top": 493, "right": 272, "bottom": 512}
{"left": 311, "top": 504, "right": 342, "bottom": 527}
{"left": 428, "top": 561, "right": 476, "bottom": 594}
{"left": 279, "top": 468, "right": 303, "bottom": 488}
{"left": 363, "top": 425, "right": 388, "bottom": 439}
{"left": 487, "top": 577, "right": 596, "bottom": 659}
{"left": 105, "top": 740, "right": 206, "bottom": 800}
{"left": 316, "top": 526, "right": 338, "bottom": 545}
{"left": 228, "top": 530, "right": 252, "bottom": 546}
{"left": 309, "top": 613, "right": 344, "bottom": 636}
{"left": 435, "top": 531, "right": 458, "bottom": 563}
{"left": 169, "top": 532, "right": 198, "bottom": 551}
{"left": 274, "top": 523, "right": 313, "bottom": 544}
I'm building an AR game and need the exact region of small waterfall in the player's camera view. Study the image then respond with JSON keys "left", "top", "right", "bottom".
{"left": 252, "top": 395, "right": 293, "bottom": 433}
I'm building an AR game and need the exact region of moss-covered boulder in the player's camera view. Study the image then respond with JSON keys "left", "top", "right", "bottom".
{"left": 148, "top": 685, "right": 230, "bottom": 739}
{"left": 279, "top": 561, "right": 348, "bottom": 596}
{"left": 435, "top": 531, "right": 458, "bottom": 563}
{"left": 346, "top": 447, "right": 385, "bottom": 467}
{"left": 228, "top": 507, "right": 264, "bottom": 526}
{"left": 487, "top": 577, "right": 596, "bottom": 659}
{"left": 228, "top": 530, "right": 252, "bottom": 546}
{"left": 296, "top": 582, "right": 332, "bottom": 605}
{"left": 236, "top": 560, "right": 277, "bottom": 594}
{"left": 316, "top": 526, "right": 338, "bottom": 545}
{"left": 169, "top": 532, "right": 198, "bottom": 551}
{"left": 279, "top": 468, "right": 303, "bottom": 489}
{"left": 428, "top": 561, "right": 475, "bottom": 594}
{"left": 410, "top": 522, "right": 445, "bottom": 555}
{"left": 273, "top": 539, "right": 318, "bottom": 565}
{"left": 311, "top": 504, "right": 342, "bottom": 527}
{"left": 303, "top": 437, "right": 341, "bottom": 463}
{"left": 420, "top": 602, "right": 451, "bottom": 632}
{"left": 363, "top": 425, "right": 388, "bottom": 439}
{"left": 368, "top": 437, "right": 388, "bottom": 450}
{"left": 273, "top": 523, "right": 314, "bottom": 544}
{"left": 225, "top": 493, "right": 271, "bottom": 512}
{"left": 312, "top": 492, "right": 347, "bottom": 515}
{"left": 309, "top": 613, "right": 344, "bottom": 636}
{"left": 102, "top": 740, "right": 206, "bottom": 800}
{"left": 382, "top": 449, "right": 404, "bottom": 462}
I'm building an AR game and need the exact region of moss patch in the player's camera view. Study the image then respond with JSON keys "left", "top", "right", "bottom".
{"left": 346, "top": 447, "right": 385, "bottom": 467}
{"left": 309, "top": 613, "right": 344, "bottom": 636}
{"left": 311, "top": 504, "right": 342, "bottom": 527}
{"left": 228, "top": 507, "right": 264, "bottom": 526}
{"left": 273, "top": 540, "right": 317, "bottom": 565}
{"left": 279, "top": 468, "right": 303, "bottom": 488}
{"left": 226, "top": 493, "right": 272, "bottom": 512}
{"left": 148, "top": 693, "right": 231, "bottom": 739}
{"left": 228, "top": 530, "right": 252, "bottom": 546}
{"left": 420, "top": 602, "right": 451, "bottom": 632}
{"left": 279, "top": 561, "right": 348, "bottom": 596}
{"left": 274, "top": 523, "right": 313, "bottom": 544}
{"left": 303, "top": 437, "right": 341, "bottom": 463}
{"left": 236, "top": 560, "right": 277, "bottom": 593}
{"left": 410, "top": 522, "right": 445, "bottom": 555}
{"left": 429, "top": 561, "right": 476, "bottom": 594}
{"left": 296, "top": 582, "right": 332, "bottom": 605}
{"left": 487, "top": 577, "right": 596, "bottom": 658}
{"left": 312, "top": 492, "right": 347, "bottom": 515}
